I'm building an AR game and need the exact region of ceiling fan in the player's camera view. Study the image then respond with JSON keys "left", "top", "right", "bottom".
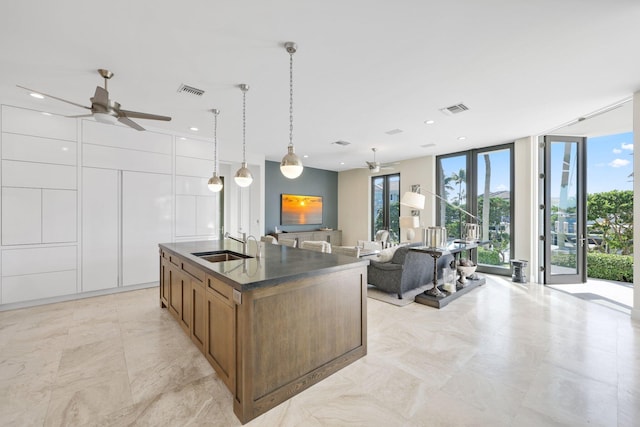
{"left": 17, "top": 69, "right": 171, "bottom": 131}
{"left": 365, "top": 148, "right": 395, "bottom": 173}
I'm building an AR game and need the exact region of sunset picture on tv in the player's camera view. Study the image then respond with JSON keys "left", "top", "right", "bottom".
{"left": 281, "top": 194, "right": 323, "bottom": 225}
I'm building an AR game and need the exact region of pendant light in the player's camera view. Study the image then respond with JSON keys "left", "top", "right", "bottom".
{"left": 207, "top": 109, "right": 223, "bottom": 192}
{"left": 234, "top": 84, "right": 253, "bottom": 187}
{"left": 280, "top": 41, "right": 304, "bottom": 179}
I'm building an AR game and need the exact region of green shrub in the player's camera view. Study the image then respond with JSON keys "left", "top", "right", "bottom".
{"left": 551, "top": 252, "right": 577, "bottom": 269}
{"left": 478, "top": 248, "right": 501, "bottom": 265}
{"left": 587, "top": 252, "right": 633, "bottom": 282}
{"left": 551, "top": 251, "right": 633, "bottom": 282}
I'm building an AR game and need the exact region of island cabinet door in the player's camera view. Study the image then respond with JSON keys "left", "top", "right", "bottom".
{"left": 205, "top": 274, "right": 236, "bottom": 393}
{"left": 159, "top": 255, "right": 170, "bottom": 307}
{"left": 168, "top": 267, "right": 187, "bottom": 327}
{"left": 190, "top": 280, "right": 206, "bottom": 351}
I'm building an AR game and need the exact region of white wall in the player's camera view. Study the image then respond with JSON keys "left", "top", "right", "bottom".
{"left": 633, "top": 91, "right": 640, "bottom": 321}
{"left": 513, "top": 136, "right": 538, "bottom": 283}
{"left": 338, "top": 155, "right": 437, "bottom": 246}
{"left": 338, "top": 167, "right": 372, "bottom": 246}
{"left": 0, "top": 104, "right": 264, "bottom": 309}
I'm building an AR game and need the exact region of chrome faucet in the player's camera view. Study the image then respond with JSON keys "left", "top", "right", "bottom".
{"left": 224, "top": 231, "right": 261, "bottom": 257}
{"left": 246, "top": 235, "right": 261, "bottom": 258}
{"left": 224, "top": 231, "right": 247, "bottom": 253}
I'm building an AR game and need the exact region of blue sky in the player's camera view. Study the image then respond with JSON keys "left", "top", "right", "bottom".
{"left": 587, "top": 131, "right": 634, "bottom": 194}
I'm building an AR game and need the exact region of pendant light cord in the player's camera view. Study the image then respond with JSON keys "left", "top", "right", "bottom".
{"left": 243, "top": 88, "right": 247, "bottom": 162}
{"left": 213, "top": 111, "right": 218, "bottom": 173}
{"left": 289, "top": 51, "right": 294, "bottom": 148}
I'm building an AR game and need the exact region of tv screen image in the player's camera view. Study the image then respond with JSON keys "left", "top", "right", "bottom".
{"left": 281, "top": 194, "right": 323, "bottom": 225}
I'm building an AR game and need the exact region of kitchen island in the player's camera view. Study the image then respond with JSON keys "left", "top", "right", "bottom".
{"left": 159, "top": 240, "right": 368, "bottom": 424}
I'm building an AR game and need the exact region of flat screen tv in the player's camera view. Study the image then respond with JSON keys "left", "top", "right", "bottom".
{"left": 281, "top": 194, "right": 323, "bottom": 225}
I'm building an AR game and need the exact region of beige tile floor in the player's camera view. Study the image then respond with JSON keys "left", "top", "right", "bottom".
{"left": 549, "top": 278, "right": 634, "bottom": 315}
{"left": 1, "top": 275, "right": 638, "bottom": 426}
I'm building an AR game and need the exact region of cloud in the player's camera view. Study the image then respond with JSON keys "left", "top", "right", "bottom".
{"left": 495, "top": 184, "right": 507, "bottom": 191}
{"left": 613, "top": 148, "right": 622, "bottom": 154}
{"left": 621, "top": 142, "right": 633, "bottom": 151}
{"left": 609, "top": 158, "right": 630, "bottom": 168}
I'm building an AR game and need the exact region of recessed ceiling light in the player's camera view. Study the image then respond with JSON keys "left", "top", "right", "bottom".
{"left": 424, "top": 120, "right": 435, "bottom": 125}
{"left": 189, "top": 127, "right": 199, "bottom": 131}
{"left": 179, "top": 137, "right": 186, "bottom": 140}
{"left": 340, "top": 162, "right": 345, "bottom": 165}
{"left": 41, "top": 112, "right": 52, "bottom": 116}
{"left": 61, "top": 147, "right": 69, "bottom": 151}
{"left": 457, "top": 136, "right": 466, "bottom": 141}
{"left": 30, "top": 92, "right": 44, "bottom": 99}
{"left": 303, "top": 155, "right": 309, "bottom": 158}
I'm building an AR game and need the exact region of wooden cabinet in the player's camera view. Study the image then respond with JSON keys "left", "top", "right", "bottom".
{"left": 275, "top": 230, "right": 342, "bottom": 247}
{"left": 159, "top": 244, "right": 367, "bottom": 424}
{"left": 160, "top": 256, "right": 170, "bottom": 307}
{"left": 205, "top": 274, "right": 236, "bottom": 392}
{"left": 159, "top": 251, "right": 236, "bottom": 391}
{"left": 182, "top": 260, "right": 207, "bottom": 352}
{"left": 168, "top": 265, "right": 190, "bottom": 335}
{"left": 190, "top": 278, "right": 206, "bottom": 351}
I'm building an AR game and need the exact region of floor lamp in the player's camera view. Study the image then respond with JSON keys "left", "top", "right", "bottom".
{"left": 401, "top": 184, "right": 481, "bottom": 242}
{"left": 400, "top": 185, "right": 426, "bottom": 242}
{"left": 399, "top": 216, "right": 419, "bottom": 241}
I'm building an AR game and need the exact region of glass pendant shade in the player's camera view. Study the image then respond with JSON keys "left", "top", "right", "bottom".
{"left": 280, "top": 145, "right": 303, "bottom": 179}
{"left": 234, "top": 162, "right": 253, "bottom": 187}
{"left": 208, "top": 173, "right": 223, "bottom": 192}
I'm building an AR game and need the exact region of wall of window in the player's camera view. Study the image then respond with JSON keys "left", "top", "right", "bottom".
{"left": 437, "top": 143, "right": 514, "bottom": 274}
{"left": 371, "top": 173, "right": 400, "bottom": 243}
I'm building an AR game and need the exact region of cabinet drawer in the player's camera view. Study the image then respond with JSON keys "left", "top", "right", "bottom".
{"left": 182, "top": 260, "right": 205, "bottom": 283}
{"left": 169, "top": 254, "right": 181, "bottom": 267}
{"left": 207, "top": 275, "right": 233, "bottom": 305}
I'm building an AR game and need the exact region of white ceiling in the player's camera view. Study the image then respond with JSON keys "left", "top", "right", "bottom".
{"left": 1, "top": 0, "right": 639, "bottom": 172}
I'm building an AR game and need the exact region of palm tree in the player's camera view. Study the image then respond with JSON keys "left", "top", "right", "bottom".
{"left": 445, "top": 169, "right": 467, "bottom": 237}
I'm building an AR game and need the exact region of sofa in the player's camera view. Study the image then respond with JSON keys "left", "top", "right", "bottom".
{"left": 367, "top": 244, "right": 454, "bottom": 299}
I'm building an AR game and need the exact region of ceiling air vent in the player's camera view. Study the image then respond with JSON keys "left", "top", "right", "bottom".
{"left": 440, "top": 103, "right": 469, "bottom": 116}
{"left": 385, "top": 128, "right": 403, "bottom": 135}
{"left": 332, "top": 140, "right": 351, "bottom": 146}
{"left": 177, "top": 84, "right": 205, "bottom": 97}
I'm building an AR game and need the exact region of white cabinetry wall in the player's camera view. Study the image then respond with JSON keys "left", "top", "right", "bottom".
{"left": 81, "top": 120, "right": 172, "bottom": 291}
{"left": 175, "top": 137, "right": 223, "bottom": 240}
{"left": 0, "top": 104, "right": 263, "bottom": 308}
{"left": 1, "top": 106, "right": 78, "bottom": 304}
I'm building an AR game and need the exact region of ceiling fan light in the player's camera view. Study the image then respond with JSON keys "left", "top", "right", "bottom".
{"left": 280, "top": 145, "right": 303, "bottom": 179}
{"left": 208, "top": 174, "right": 223, "bottom": 192}
{"left": 234, "top": 162, "right": 253, "bottom": 187}
{"left": 94, "top": 112, "right": 118, "bottom": 125}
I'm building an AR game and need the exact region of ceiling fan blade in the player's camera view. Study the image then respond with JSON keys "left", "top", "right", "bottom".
{"left": 118, "top": 116, "right": 145, "bottom": 131}
{"left": 92, "top": 86, "right": 109, "bottom": 106}
{"left": 120, "top": 109, "right": 171, "bottom": 121}
{"left": 65, "top": 114, "right": 94, "bottom": 118}
{"left": 17, "top": 85, "right": 91, "bottom": 111}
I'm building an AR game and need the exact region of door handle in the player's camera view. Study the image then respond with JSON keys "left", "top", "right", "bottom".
{"left": 579, "top": 234, "right": 586, "bottom": 248}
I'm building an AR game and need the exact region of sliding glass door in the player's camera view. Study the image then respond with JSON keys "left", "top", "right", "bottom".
{"left": 371, "top": 174, "right": 400, "bottom": 243}
{"left": 541, "top": 135, "right": 587, "bottom": 284}
{"left": 437, "top": 144, "right": 514, "bottom": 275}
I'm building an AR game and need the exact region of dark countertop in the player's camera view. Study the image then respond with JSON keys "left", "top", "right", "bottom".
{"left": 159, "top": 240, "right": 369, "bottom": 292}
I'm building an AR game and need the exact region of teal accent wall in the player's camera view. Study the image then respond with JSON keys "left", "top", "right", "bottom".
{"left": 264, "top": 161, "right": 338, "bottom": 234}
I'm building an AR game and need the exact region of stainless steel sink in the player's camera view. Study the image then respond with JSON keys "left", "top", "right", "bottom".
{"left": 192, "top": 250, "right": 253, "bottom": 263}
